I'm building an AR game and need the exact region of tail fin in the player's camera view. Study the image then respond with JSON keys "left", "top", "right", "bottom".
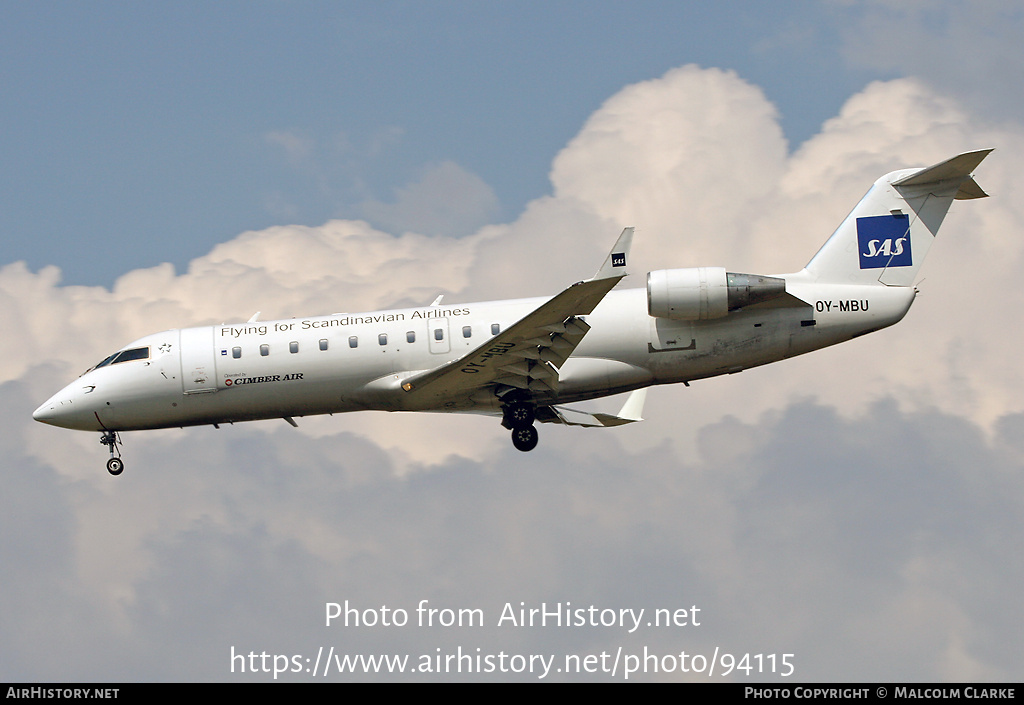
{"left": 803, "top": 149, "right": 992, "bottom": 286}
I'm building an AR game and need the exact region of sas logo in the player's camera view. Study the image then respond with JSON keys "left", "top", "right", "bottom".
{"left": 857, "top": 214, "right": 912, "bottom": 269}
{"left": 611, "top": 252, "right": 626, "bottom": 267}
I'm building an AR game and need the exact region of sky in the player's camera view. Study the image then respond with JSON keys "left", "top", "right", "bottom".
{"left": 3, "top": 0, "right": 1024, "bottom": 682}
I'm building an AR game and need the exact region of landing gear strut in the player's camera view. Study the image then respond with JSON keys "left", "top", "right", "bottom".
{"left": 100, "top": 431, "right": 124, "bottom": 476}
{"left": 502, "top": 401, "right": 539, "bottom": 452}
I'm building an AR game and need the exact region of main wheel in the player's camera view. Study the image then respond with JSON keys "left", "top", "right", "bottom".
{"left": 106, "top": 457, "right": 124, "bottom": 476}
{"left": 511, "top": 425, "right": 539, "bottom": 452}
{"left": 504, "top": 403, "right": 535, "bottom": 429}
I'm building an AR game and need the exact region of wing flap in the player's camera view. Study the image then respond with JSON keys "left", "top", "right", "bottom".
{"left": 539, "top": 388, "right": 648, "bottom": 427}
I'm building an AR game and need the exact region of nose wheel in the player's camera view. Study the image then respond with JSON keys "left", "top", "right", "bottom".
{"left": 100, "top": 431, "right": 124, "bottom": 476}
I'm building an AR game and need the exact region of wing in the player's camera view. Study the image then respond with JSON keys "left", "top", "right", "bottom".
{"left": 400, "top": 228, "right": 634, "bottom": 405}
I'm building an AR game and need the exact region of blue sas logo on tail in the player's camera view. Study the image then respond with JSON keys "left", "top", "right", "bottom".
{"left": 857, "top": 214, "right": 912, "bottom": 269}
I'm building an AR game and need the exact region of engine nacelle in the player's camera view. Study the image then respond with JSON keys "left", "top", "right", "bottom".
{"left": 647, "top": 267, "right": 787, "bottom": 320}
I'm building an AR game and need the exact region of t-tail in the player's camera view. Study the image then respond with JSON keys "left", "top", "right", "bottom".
{"left": 802, "top": 149, "right": 992, "bottom": 286}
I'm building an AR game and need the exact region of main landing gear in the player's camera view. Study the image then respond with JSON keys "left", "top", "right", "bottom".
{"left": 502, "top": 401, "right": 539, "bottom": 452}
{"left": 100, "top": 430, "right": 124, "bottom": 476}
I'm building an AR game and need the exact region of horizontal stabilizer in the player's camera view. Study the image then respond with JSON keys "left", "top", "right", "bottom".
{"left": 952, "top": 176, "right": 988, "bottom": 200}
{"left": 892, "top": 148, "right": 993, "bottom": 196}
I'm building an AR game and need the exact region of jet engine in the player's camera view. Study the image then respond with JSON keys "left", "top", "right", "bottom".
{"left": 647, "top": 267, "right": 787, "bottom": 320}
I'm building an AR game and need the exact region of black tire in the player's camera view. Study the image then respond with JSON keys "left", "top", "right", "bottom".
{"left": 106, "top": 457, "right": 124, "bottom": 476}
{"left": 505, "top": 403, "right": 536, "bottom": 429}
{"left": 511, "top": 425, "right": 539, "bottom": 452}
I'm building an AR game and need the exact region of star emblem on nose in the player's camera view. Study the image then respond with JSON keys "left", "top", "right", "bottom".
{"left": 158, "top": 343, "right": 173, "bottom": 353}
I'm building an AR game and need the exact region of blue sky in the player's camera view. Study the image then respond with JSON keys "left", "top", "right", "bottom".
{"left": 5, "top": 1, "right": 1024, "bottom": 682}
{"left": 1, "top": 2, "right": 884, "bottom": 286}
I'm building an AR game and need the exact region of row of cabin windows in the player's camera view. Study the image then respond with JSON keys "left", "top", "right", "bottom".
{"left": 229, "top": 323, "right": 503, "bottom": 359}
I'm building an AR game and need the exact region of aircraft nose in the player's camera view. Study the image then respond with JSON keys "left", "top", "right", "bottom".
{"left": 32, "top": 386, "right": 93, "bottom": 429}
{"left": 33, "top": 395, "right": 70, "bottom": 425}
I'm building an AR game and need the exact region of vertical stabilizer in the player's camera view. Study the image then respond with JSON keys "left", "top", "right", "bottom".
{"left": 803, "top": 149, "right": 991, "bottom": 286}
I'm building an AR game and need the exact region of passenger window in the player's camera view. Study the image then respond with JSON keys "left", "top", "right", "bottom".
{"left": 406, "top": 331, "right": 416, "bottom": 343}
{"left": 232, "top": 347, "right": 242, "bottom": 359}
{"left": 319, "top": 339, "right": 328, "bottom": 351}
{"left": 491, "top": 323, "right": 500, "bottom": 335}
{"left": 260, "top": 344, "right": 269, "bottom": 356}
{"left": 434, "top": 328, "right": 444, "bottom": 341}
{"left": 349, "top": 336, "right": 358, "bottom": 348}
{"left": 463, "top": 326, "right": 472, "bottom": 338}
{"left": 378, "top": 333, "right": 387, "bottom": 346}
{"left": 289, "top": 341, "right": 299, "bottom": 354}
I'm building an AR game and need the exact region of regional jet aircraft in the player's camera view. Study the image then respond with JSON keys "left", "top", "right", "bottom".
{"left": 33, "top": 150, "right": 992, "bottom": 475}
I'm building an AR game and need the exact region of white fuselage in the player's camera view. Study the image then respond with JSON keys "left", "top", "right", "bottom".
{"left": 32, "top": 277, "right": 915, "bottom": 433}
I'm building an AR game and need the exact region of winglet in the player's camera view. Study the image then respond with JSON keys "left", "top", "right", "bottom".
{"left": 592, "top": 227, "right": 634, "bottom": 280}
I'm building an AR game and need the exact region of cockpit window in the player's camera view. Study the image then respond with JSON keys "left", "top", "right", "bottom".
{"left": 92, "top": 353, "right": 119, "bottom": 370}
{"left": 112, "top": 347, "right": 150, "bottom": 364}
{"left": 88, "top": 347, "right": 150, "bottom": 372}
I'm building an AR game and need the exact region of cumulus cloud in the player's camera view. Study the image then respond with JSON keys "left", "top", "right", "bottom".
{"left": 359, "top": 161, "right": 501, "bottom": 239}
{"left": 549, "top": 65, "right": 788, "bottom": 272}
{"left": 4, "top": 65, "right": 1024, "bottom": 680}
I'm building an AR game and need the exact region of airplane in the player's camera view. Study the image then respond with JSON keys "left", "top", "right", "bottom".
{"left": 33, "top": 149, "right": 992, "bottom": 475}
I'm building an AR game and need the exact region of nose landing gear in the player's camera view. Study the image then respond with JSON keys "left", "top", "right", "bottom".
{"left": 100, "top": 431, "right": 124, "bottom": 476}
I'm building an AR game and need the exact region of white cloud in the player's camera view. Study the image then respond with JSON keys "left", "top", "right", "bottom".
{"left": 7, "top": 384, "right": 1023, "bottom": 680}
{"left": 5, "top": 65, "right": 1024, "bottom": 681}
{"left": 359, "top": 161, "right": 501, "bottom": 238}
